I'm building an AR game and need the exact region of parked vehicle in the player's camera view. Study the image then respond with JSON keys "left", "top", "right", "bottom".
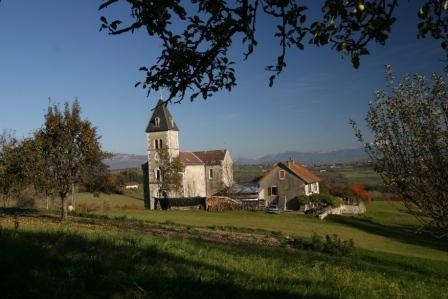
{"left": 266, "top": 202, "right": 281, "bottom": 214}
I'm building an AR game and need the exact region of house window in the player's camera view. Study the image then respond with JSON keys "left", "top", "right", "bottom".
{"left": 279, "top": 170, "right": 285, "bottom": 180}
{"left": 209, "top": 168, "right": 213, "bottom": 179}
{"left": 154, "top": 117, "right": 160, "bottom": 127}
{"left": 268, "top": 186, "right": 278, "bottom": 196}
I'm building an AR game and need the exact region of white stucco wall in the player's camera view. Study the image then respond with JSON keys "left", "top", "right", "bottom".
{"left": 222, "top": 151, "right": 234, "bottom": 187}
{"left": 183, "top": 164, "right": 206, "bottom": 197}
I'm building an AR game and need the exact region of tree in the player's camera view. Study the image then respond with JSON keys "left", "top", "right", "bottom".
{"left": 352, "top": 66, "right": 448, "bottom": 236}
{"left": 155, "top": 146, "right": 184, "bottom": 199}
{"left": 99, "top": 0, "right": 448, "bottom": 103}
{"left": 37, "top": 100, "right": 108, "bottom": 220}
{"left": 0, "top": 132, "right": 38, "bottom": 207}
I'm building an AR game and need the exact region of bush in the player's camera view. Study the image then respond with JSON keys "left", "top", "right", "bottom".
{"left": 288, "top": 233, "right": 355, "bottom": 257}
{"left": 297, "top": 193, "right": 342, "bottom": 209}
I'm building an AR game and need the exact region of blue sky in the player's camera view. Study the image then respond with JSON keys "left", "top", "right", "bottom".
{"left": 0, "top": 1, "right": 445, "bottom": 159}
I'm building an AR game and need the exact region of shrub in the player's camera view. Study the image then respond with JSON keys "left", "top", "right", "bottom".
{"left": 297, "top": 193, "right": 342, "bottom": 209}
{"left": 288, "top": 233, "right": 355, "bottom": 257}
{"left": 350, "top": 184, "right": 372, "bottom": 203}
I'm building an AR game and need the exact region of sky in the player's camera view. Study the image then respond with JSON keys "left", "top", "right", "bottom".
{"left": 0, "top": 1, "right": 445, "bottom": 160}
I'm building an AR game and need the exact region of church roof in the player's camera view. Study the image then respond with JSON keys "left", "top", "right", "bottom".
{"left": 192, "top": 149, "right": 228, "bottom": 165}
{"left": 179, "top": 152, "right": 204, "bottom": 165}
{"left": 178, "top": 149, "right": 228, "bottom": 166}
{"left": 145, "top": 99, "right": 179, "bottom": 132}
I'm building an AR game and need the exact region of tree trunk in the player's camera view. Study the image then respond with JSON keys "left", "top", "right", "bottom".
{"left": 61, "top": 196, "right": 68, "bottom": 221}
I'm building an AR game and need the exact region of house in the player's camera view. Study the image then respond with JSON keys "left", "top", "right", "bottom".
{"left": 142, "top": 98, "right": 233, "bottom": 209}
{"left": 123, "top": 182, "right": 139, "bottom": 190}
{"left": 255, "top": 160, "right": 321, "bottom": 211}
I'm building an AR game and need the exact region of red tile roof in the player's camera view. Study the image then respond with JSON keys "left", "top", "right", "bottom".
{"left": 256, "top": 160, "right": 320, "bottom": 184}
{"left": 282, "top": 161, "right": 321, "bottom": 184}
{"left": 179, "top": 152, "right": 203, "bottom": 165}
{"left": 192, "top": 149, "right": 227, "bottom": 165}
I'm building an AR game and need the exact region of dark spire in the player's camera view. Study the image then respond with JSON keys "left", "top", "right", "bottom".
{"left": 145, "top": 99, "right": 179, "bottom": 132}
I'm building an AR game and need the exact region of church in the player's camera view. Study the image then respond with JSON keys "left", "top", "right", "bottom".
{"left": 142, "top": 99, "right": 233, "bottom": 209}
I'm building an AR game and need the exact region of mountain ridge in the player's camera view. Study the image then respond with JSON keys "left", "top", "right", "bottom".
{"left": 104, "top": 148, "right": 369, "bottom": 170}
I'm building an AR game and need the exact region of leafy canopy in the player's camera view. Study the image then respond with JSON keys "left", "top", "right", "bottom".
{"left": 37, "top": 100, "right": 108, "bottom": 220}
{"left": 99, "top": 0, "right": 448, "bottom": 103}
{"left": 352, "top": 66, "right": 448, "bottom": 236}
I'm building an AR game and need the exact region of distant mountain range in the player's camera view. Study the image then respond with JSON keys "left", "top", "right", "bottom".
{"left": 104, "top": 148, "right": 369, "bottom": 170}
{"left": 235, "top": 148, "right": 369, "bottom": 165}
{"left": 103, "top": 154, "right": 147, "bottom": 170}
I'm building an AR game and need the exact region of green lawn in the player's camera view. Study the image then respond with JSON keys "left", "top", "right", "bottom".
{"left": 100, "top": 201, "right": 448, "bottom": 262}
{"left": 0, "top": 200, "right": 447, "bottom": 298}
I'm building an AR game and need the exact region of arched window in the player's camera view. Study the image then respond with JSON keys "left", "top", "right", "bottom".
{"left": 154, "top": 117, "right": 160, "bottom": 127}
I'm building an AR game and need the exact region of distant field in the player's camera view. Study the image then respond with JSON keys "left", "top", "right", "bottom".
{"left": 233, "top": 164, "right": 268, "bottom": 183}
{"left": 234, "top": 163, "right": 383, "bottom": 187}
{"left": 316, "top": 164, "right": 383, "bottom": 187}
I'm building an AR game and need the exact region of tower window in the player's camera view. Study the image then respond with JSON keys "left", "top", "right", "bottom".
{"left": 155, "top": 168, "right": 162, "bottom": 182}
{"left": 209, "top": 168, "right": 213, "bottom": 179}
{"left": 154, "top": 117, "right": 160, "bottom": 127}
{"left": 154, "top": 139, "right": 163, "bottom": 149}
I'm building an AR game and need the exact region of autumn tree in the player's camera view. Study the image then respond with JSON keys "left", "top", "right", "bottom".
{"left": 350, "top": 183, "right": 372, "bottom": 202}
{"left": 37, "top": 100, "right": 108, "bottom": 220}
{"left": 352, "top": 66, "right": 448, "bottom": 236}
{"left": 99, "top": 0, "right": 448, "bottom": 102}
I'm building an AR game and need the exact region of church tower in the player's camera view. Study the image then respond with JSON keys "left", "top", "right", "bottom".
{"left": 144, "top": 98, "right": 180, "bottom": 209}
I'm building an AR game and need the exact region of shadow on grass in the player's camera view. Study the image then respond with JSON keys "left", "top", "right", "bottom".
{"left": 0, "top": 228, "right": 337, "bottom": 299}
{"left": 326, "top": 215, "right": 448, "bottom": 252}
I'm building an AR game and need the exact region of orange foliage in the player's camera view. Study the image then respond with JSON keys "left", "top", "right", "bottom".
{"left": 350, "top": 184, "right": 372, "bottom": 202}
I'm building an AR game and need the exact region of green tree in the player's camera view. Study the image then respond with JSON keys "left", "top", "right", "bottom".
{"left": 352, "top": 66, "right": 448, "bottom": 236}
{"left": 37, "top": 100, "right": 108, "bottom": 220}
{"left": 99, "top": 0, "right": 447, "bottom": 102}
{"left": 0, "top": 132, "right": 40, "bottom": 207}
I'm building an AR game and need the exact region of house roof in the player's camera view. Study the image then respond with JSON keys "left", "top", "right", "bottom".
{"left": 282, "top": 160, "right": 321, "bottom": 184}
{"left": 192, "top": 149, "right": 228, "bottom": 165}
{"left": 179, "top": 151, "right": 204, "bottom": 165}
{"left": 145, "top": 99, "right": 179, "bottom": 133}
{"left": 256, "top": 160, "right": 320, "bottom": 184}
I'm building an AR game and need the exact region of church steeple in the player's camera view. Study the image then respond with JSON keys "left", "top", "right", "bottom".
{"left": 145, "top": 99, "right": 179, "bottom": 133}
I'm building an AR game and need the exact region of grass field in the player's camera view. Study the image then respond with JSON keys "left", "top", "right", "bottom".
{"left": 100, "top": 202, "right": 448, "bottom": 262}
{"left": 0, "top": 200, "right": 447, "bottom": 298}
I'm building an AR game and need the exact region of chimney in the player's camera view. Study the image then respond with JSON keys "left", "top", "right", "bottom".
{"left": 287, "top": 157, "right": 293, "bottom": 168}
